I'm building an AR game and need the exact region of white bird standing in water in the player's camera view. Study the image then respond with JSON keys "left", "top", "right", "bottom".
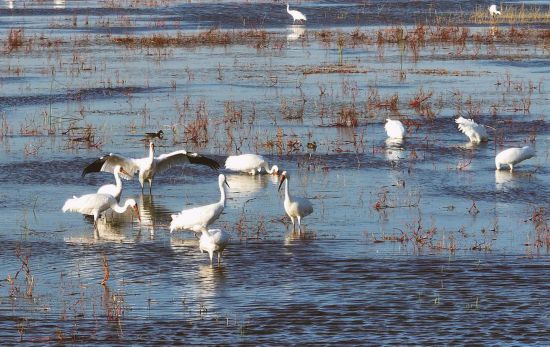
{"left": 170, "top": 174, "right": 229, "bottom": 233}
{"left": 225, "top": 154, "right": 279, "bottom": 175}
{"left": 62, "top": 193, "right": 140, "bottom": 228}
{"left": 278, "top": 171, "right": 313, "bottom": 233}
{"left": 489, "top": 4, "right": 501, "bottom": 17}
{"left": 95, "top": 165, "right": 131, "bottom": 201}
{"left": 385, "top": 119, "right": 406, "bottom": 139}
{"left": 495, "top": 146, "right": 535, "bottom": 172}
{"left": 82, "top": 142, "right": 220, "bottom": 193}
{"left": 286, "top": 3, "right": 307, "bottom": 23}
{"left": 455, "top": 117, "right": 489, "bottom": 143}
{"left": 199, "top": 228, "right": 230, "bottom": 266}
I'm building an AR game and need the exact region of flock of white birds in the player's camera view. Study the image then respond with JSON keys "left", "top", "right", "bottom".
{"left": 61, "top": 3, "right": 532, "bottom": 265}
{"left": 61, "top": 115, "right": 535, "bottom": 265}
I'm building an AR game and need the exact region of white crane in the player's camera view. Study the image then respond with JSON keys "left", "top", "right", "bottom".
{"left": 199, "top": 228, "right": 230, "bottom": 266}
{"left": 455, "top": 117, "right": 489, "bottom": 143}
{"left": 82, "top": 142, "right": 220, "bottom": 193}
{"left": 225, "top": 154, "right": 279, "bottom": 175}
{"left": 489, "top": 4, "right": 501, "bottom": 17}
{"left": 495, "top": 146, "right": 535, "bottom": 172}
{"left": 278, "top": 171, "right": 313, "bottom": 233}
{"left": 385, "top": 119, "right": 406, "bottom": 139}
{"left": 286, "top": 3, "right": 307, "bottom": 23}
{"left": 62, "top": 193, "right": 140, "bottom": 228}
{"left": 170, "top": 174, "right": 229, "bottom": 233}
{"left": 95, "top": 165, "right": 131, "bottom": 201}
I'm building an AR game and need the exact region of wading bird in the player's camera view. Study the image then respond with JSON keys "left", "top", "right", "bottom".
{"left": 495, "top": 146, "right": 535, "bottom": 172}
{"left": 95, "top": 165, "right": 130, "bottom": 202}
{"left": 225, "top": 154, "right": 279, "bottom": 175}
{"left": 286, "top": 3, "right": 306, "bottom": 23}
{"left": 62, "top": 193, "right": 140, "bottom": 228}
{"left": 385, "top": 119, "right": 406, "bottom": 139}
{"left": 489, "top": 4, "right": 501, "bottom": 17}
{"left": 170, "top": 174, "right": 229, "bottom": 233}
{"left": 199, "top": 228, "right": 230, "bottom": 266}
{"left": 82, "top": 142, "right": 220, "bottom": 193}
{"left": 278, "top": 171, "right": 313, "bottom": 233}
{"left": 455, "top": 117, "right": 489, "bottom": 143}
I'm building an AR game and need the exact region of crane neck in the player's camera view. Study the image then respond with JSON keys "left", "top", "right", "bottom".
{"left": 284, "top": 178, "right": 290, "bottom": 202}
{"left": 114, "top": 170, "right": 122, "bottom": 188}
{"left": 219, "top": 180, "right": 226, "bottom": 207}
{"left": 286, "top": 3, "right": 290, "bottom": 13}
{"left": 112, "top": 199, "right": 132, "bottom": 213}
{"left": 264, "top": 163, "right": 275, "bottom": 174}
{"left": 148, "top": 145, "right": 155, "bottom": 162}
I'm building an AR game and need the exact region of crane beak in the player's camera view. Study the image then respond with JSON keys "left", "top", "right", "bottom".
{"left": 133, "top": 205, "right": 141, "bottom": 222}
{"left": 278, "top": 175, "right": 286, "bottom": 191}
{"left": 224, "top": 180, "right": 230, "bottom": 188}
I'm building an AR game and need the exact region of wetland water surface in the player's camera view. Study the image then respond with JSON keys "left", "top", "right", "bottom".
{"left": 1, "top": 0, "right": 550, "bottom": 344}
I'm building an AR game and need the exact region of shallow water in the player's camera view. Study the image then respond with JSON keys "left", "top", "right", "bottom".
{"left": 1, "top": 0, "right": 550, "bottom": 344}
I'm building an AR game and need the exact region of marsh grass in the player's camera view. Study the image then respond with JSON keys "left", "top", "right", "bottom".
{"left": 471, "top": 4, "right": 550, "bottom": 24}
{"left": 111, "top": 28, "right": 269, "bottom": 48}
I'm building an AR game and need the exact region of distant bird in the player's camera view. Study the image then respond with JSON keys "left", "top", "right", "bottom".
{"left": 278, "top": 171, "right": 313, "bottom": 233}
{"left": 307, "top": 141, "right": 317, "bottom": 150}
{"left": 495, "top": 146, "right": 535, "bottom": 172}
{"left": 225, "top": 154, "right": 279, "bottom": 175}
{"left": 82, "top": 142, "right": 220, "bottom": 193}
{"left": 455, "top": 117, "right": 488, "bottom": 143}
{"left": 144, "top": 130, "right": 164, "bottom": 140}
{"left": 489, "top": 4, "right": 501, "bottom": 17}
{"left": 95, "top": 165, "right": 130, "bottom": 202}
{"left": 286, "top": 3, "right": 307, "bottom": 23}
{"left": 199, "top": 228, "right": 230, "bottom": 266}
{"left": 385, "top": 119, "right": 406, "bottom": 139}
{"left": 170, "top": 174, "right": 229, "bottom": 233}
{"left": 62, "top": 193, "right": 140, "bottom": 228}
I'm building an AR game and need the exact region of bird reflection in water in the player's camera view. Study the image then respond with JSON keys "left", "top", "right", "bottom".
{"left": 385, "top": 138, "right": 405, "bottom": 162}
{"left": 225, "top": 173, "right": 278, "bottom": 198}
{"left": 495, "top": 170, "right": 534, "bottom": 191}
{"left": 139, "top": 194, "right": 173, "bottom": 238}
{"left": 53, "top": 0, "right": 65, "bottom": 9}
{"left": 287, "top": 26, "right": 305, "bottom": 41}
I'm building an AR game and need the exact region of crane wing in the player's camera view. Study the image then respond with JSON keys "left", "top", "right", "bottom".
{"left": 156, "top": 150, "right": 220, "bottom": 174}
{"left": 81, "top": 154, "right": 138, "bottom": 180}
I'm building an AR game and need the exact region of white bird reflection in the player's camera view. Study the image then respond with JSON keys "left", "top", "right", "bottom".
{"left": 225, "top": 173, "right": 278, "bottom": 198}
{"left": 64, "top": 210, "right": 139, "bottom": 244}
{"left": 495, "top": 170, "right": 534, "bottom": 191}
{"left": 53, "top": 0, "right": 65, "bottom": 9}
{"left": 287, "top": 26, "right": 305, "bottom": 41}
{"left": 385, "top": 138, "right": 405, "bottom": 162}
{"left": 169, "top": 235, "right": 199, "bottom": 256}
{"left": 138, "top": 194, "right": 173, "bottom": 237}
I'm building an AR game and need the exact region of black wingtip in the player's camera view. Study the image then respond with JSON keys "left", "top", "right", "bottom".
{"left": 82, "top": 155, "right": 109, "bottom": 177}
{"left": 189, "top": 154, "right": 221, "bottom": 171}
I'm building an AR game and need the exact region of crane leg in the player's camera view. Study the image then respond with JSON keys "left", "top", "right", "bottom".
{"left": 297, "top": 216, "right": 302, "bottom": 234}
{"left": 290, "top": 217, "right": 295, "bottom": 232}
{"left": 208, "top": 251, "right": 214, "bottom": 266}
{"left": 149, "top": 180, "right": 153, "bottom": 194}
{"left": 509, "top": 164, "right": 514, "bottom": 172}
